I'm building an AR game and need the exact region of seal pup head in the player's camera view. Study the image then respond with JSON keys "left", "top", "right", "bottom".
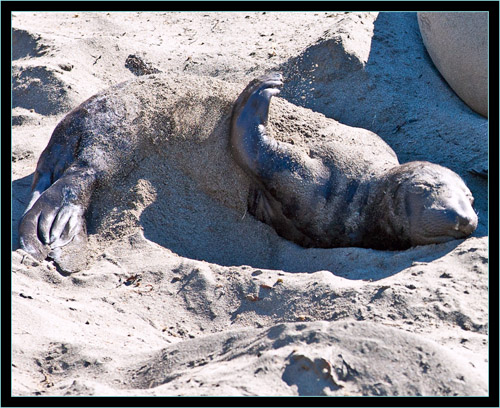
{"left": 378, "top": 161, "right": 478, "bottom": 247}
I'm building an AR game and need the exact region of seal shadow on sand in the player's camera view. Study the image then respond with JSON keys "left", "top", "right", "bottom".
{"left": 139, "top": 196, "right": 463, "bottom": 280}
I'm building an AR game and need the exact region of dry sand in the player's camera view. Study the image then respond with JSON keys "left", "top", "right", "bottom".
{"left": 11, "top": 12, "right": 489, "bottom": 397}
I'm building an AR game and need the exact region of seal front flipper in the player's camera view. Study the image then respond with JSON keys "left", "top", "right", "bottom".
{"left": 19, "top": 164, "right": 96, "bottom": 272}
{"left": 231, "top": 73, "right": 332, "bottom": 247}
{"left": 230, "top": 72, "right": 285, "bottom": 178}
{"left": 248, "top": 184, "right": 276, "bottom": 226}
{"left": 248, "top": 184, "right": 316, "bottom": 248}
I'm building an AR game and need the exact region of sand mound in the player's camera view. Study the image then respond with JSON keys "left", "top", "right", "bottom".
{"left": 12, "top": 65, "right": 75, "bottom": 116}
{"left": 12, "top": 27, "right": 52, "bottom": 60}
{"left": 11, "top": 12, "right": 489, "bottom": 397}
{"left": 126, "top": 321, "right": 486, "bottom": 396}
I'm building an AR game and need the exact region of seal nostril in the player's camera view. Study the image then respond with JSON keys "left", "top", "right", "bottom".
{"left": 456, "top": 213, "right": 477, "bottom": 235}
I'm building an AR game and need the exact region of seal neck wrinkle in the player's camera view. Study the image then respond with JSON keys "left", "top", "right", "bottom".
{"left": 360, "top": 172, "right": 412, "bottom": 249}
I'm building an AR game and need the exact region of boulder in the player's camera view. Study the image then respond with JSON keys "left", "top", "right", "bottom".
{"left": 418, "top": 12, "right": 488, "bottom": 117}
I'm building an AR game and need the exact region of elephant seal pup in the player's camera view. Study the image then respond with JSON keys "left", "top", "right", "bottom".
{"left": 230, "top": 73, "right": 478, "bottom": 249}
{"left": 18, "top": 73, "right": 478, "bottom": 270}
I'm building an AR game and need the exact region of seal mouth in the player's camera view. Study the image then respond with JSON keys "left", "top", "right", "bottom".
{"left": 413, "top": 233, "right": 456, "bottom": 245}
{"left": 418, "top": 230, "right": 465, "bottom": 243}
{"left": 412, "top": 208, "right": 478, "bottom": 245}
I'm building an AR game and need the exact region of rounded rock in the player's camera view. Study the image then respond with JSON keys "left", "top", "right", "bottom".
{"left": 418, "top": 12, "right": 488, "bottom": 117}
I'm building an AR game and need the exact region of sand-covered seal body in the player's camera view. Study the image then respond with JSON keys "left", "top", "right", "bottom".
{"left": 18, "top": 74, "right": 239, "bottom": 270}
{"left": 230, "top": 73, "right": 478, "bottom": 249}
{"left": 18, "top": 73, "right": 478, "bottom": 270}
{"left": 18, "top": 80, "right": 142, "bottom": 264}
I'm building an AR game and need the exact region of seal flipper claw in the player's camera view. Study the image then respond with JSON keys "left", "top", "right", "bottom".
{"left": 18, "top": 212, "right": 51, "bottom": 261}
{"left": 248, "top": 184, "right": 276, "bottom": 226}
{"left": 19, "top": 165, "right": 96, "bottom": 267}
{"left": 49, "top": 203, "right": 84, "bottom": 248}
{"left": 38, "top": 206, "right": 59, "bottom": 245}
